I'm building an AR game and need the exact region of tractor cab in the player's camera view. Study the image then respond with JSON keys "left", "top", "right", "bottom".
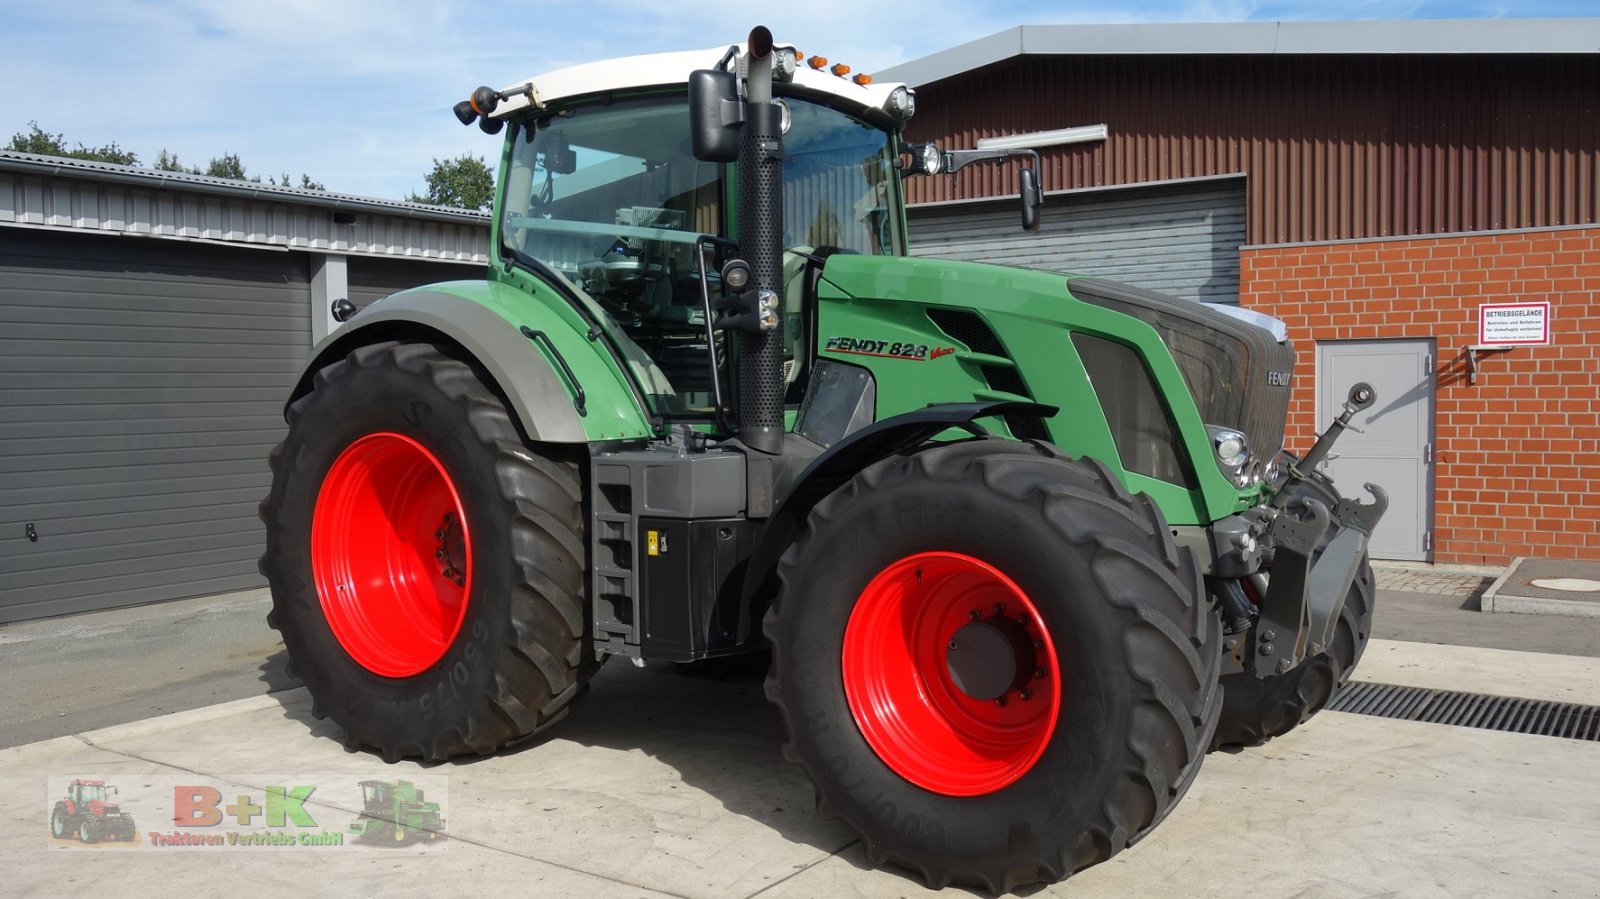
{"left": 491, "top": 48, "right": 916, "bottom": 426}
{"left": 357, "top": 780, "right": 390, "bottom": 809}
{"left": 69, "top": 780, "right": 110, "bottom": 806}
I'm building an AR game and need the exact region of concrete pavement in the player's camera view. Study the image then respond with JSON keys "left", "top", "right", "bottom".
{"left": 5, "top": 573, "right": 1598, "bottom": 753}
{"left": 4, "top": 637, "right": 1599, "bottom": 898}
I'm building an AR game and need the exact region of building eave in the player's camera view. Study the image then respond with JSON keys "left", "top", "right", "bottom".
{"left": 877, "top": 18, "right": 1600, "bottom": 87}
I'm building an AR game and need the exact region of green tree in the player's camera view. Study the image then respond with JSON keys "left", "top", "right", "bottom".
{"left": 8, "top": 121, "right": 138, "bottom": 165}
{"left": 408, "top": 154, "right": 494, "bottom": 210}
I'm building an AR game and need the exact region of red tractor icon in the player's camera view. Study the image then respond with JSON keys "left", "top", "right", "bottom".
{"left": 51, "top": 780, "right": 136, "bottom": 843}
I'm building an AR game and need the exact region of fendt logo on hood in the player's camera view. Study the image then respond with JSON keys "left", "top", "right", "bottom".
{"left": 825, "top": 336, "right": 955, "bottom": 362}
{"left": 1266, "top": 370, "right": 1292, "bottom": 388}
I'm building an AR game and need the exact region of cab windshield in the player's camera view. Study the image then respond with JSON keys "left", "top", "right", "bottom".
{"left": 500, "top": 94, "right": 901, "bottom": 417}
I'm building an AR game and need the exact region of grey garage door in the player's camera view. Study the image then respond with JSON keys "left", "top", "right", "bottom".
{"left": 0, "top": 230, "right": 310, "bottom": 622}
{"left": 909, "top": 178, "right": 1245, "bottom": 303}
{"left": 349, "top": 256, "right": 483, "bottom": 311}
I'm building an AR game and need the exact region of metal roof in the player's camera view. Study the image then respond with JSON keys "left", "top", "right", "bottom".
{"left": 0, "top": 151, "right": 488, "bottom": 225}
{"left": 0, "top": 151, "right": 490, "bottom": 263}
{"left": 878, "top": 18, "right": 1600, "bottom": 87}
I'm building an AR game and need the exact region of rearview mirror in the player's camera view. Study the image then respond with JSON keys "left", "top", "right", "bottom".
{"left": 1019, "top": 167, "right": 1042, "bottom": 231}
{"left": 688, "top": 69, "right": 741, "bottom": 162}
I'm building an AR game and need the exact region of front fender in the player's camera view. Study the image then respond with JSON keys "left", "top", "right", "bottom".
{"left": 291, "top": 282, "right": 655, "bottom": 443}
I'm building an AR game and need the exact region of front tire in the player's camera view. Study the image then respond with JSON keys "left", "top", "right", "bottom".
{"left": 50, "top": 807, "right": 70, "bottom": 840}
{"left": 765, "top": 440, "right": 1222, "bottom": 892}
{"left": 260, "top": 342, "right": 589, "bottom": 761}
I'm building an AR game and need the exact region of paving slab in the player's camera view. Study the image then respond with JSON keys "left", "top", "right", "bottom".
{"left": 1357, "top": 638, "right": 1600, "bottom": 704}
{"left": 5, "top": 640, "right": 1600, "bottom": 898}
{"left": 1485, "top": 556, "right": 1600, "bottom": 617}
{"left": 761, "top": 713, "right": 1600, "bottom": 899}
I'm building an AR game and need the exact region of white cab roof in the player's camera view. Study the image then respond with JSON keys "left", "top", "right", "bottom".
{"left": 493, "top": 44, "right": 904, "bottom": 118}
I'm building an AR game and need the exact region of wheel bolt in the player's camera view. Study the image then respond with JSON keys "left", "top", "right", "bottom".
{"left": 993, "top": 603, "right": 1005, "bottom": 614}
{"left": 948, "top": 639, "right": 959, "bottom": 650}
{"left": 1033, "top": 639, "right": 1043, "bottom": 649}
{"left": 995, "top": 696, "right": 1008, "bottom": 707}
{"left": 456, "top": 577, "right": 465, "bottom": 587}
{"left": 1019, "top": 689, "right": 1033, "bottom": 701}
{"left": 435, "top": 529, "right": 445, "bottom": 539}
{"left": 968, "top": 610, "right": 981, "bottom": 621}
{"left": 1034, "top": 667, "right": 1047, "bottom": 679}
{"left": 436, "top": 550, "right": 446, "bottom": 559}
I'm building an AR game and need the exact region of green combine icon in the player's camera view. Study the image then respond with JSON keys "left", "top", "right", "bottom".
{"left": 349, "top": 780, "right": 444, "bottom": 844}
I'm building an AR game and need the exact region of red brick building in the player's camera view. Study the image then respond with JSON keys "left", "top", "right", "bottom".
{"left": 880, "top": 19, "right": 1600, "bottom": 566}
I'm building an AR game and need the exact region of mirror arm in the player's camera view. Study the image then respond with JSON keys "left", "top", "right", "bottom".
{"left": 942, "top": 147, "right": 1040, "bottom": 174}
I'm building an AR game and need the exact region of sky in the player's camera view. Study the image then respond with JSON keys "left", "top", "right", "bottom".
{"left": 2, "top": 1, "right": 1595, "bottom": 202}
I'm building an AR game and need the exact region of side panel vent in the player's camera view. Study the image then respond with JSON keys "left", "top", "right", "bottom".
{"left": 925, "top": 309, "right": 1048, "bottom": 441}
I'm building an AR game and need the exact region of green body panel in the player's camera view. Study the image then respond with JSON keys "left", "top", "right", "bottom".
{"left": 382, "top": 277, "right": 657, "bottom": 443}
{"left": 816, "top": 254, "right": 1261, "bottom": 526}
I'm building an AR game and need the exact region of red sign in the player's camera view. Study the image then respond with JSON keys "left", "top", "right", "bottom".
{"left": 1478, "top": 302, "right": 1550, "bottom": 346}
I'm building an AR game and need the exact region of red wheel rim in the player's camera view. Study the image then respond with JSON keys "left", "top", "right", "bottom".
{"left": 843, "top": 551, "right": 1061, "bottom": 797}
{"left": 311, "top": 432, "right": 472, "bottom": 677}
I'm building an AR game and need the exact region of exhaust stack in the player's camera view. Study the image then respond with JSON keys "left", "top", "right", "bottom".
{"left": 733, "top": 26, "right": 786, "bottom": 455}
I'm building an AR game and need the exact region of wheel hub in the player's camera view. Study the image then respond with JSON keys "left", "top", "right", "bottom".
{"left": 435, "top": 512, "right": 467, "bottom": 586}
{"left": 945, "top": 615, "right": 1037, "bottom": 701}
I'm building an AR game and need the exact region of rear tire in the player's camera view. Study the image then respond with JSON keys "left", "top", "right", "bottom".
{"left": 260, "top": 342, "right": 589, "bottom": 762}
{"left": 1211, "top": 555, "right": 1374, "bottom": 750}
{"left": 765, "top": 439, "right": 1222, "bottom": 892}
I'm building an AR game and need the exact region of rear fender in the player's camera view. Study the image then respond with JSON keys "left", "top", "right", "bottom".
{"left": 290, "top": 283, "right": 655, "bottom": 442}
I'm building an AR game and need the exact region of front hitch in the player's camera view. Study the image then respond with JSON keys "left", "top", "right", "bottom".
{"left": 1252, "top": 379, "right": 1391, "bottom": 678}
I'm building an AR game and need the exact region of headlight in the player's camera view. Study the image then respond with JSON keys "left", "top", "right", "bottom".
{"left": 918, "top": 142, "right": 943, "bottom": 175}
{"left": 1265, "top": 450, "right": 1296, "bottom": 490}
{"left": 1207, "top": 425, "right": 1255, "bottom": 487}
{"left": 886, "top": 86, "right": 916, "bottom": 122}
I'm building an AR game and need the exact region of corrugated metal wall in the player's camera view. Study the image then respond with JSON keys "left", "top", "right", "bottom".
{"left": 0, "top": 170, "right": 490, "bottom": 262}
{"left": 910, "top": 178, "right": 1244, "bottom": 302}
{"left": 0, "top": 230, "right": 308, "bottom": 622}
{"left": 903, "top": 54, "right": 1600, "bottom": 245}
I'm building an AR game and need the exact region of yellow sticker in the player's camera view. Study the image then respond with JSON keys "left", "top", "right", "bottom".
{"left": 646, "top": 530, "right": 659, "bottom": 557}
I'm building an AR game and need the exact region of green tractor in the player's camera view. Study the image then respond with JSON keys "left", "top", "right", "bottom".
{"left": 349, "top": 779, "right": 444, "bottom": 844}
{"left": 261, "top": 27, "right": 1385, "bottom": 890}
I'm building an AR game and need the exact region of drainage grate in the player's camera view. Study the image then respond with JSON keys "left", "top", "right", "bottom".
{"left": 1328, "top": 681, "right": 1600, "bottom": 742}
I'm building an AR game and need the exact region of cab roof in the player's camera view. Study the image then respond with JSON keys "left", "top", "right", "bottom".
{"left": 493, "top": 44, "right": 905, "bottom": 120}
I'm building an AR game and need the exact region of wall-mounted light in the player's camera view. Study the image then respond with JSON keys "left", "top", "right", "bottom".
{"left": 976, "top": 124, "right": 1109, "bottom": 152}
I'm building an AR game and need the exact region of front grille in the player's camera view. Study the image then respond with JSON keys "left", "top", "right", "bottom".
{"left": 1069, "top": 279, "right": 1294, "bottom": 479}
{"left": 926, "top": 309, "right": 1048, "bottom": 441}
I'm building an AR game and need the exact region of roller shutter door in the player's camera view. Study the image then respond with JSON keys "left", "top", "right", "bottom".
{"left": 0, "top": 230, "right": 309, "bottom": 622}
{"left": 909, "top": 178, "right": 1245, "bottom": 303}
{"left": 348, "top": 256, "right": 483, "bottom": 311}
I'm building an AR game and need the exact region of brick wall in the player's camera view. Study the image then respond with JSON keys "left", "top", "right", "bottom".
{"left": 1240, "top": 226, "right": 1600, "bottom": 565}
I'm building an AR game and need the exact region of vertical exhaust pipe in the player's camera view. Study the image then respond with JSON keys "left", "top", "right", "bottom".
{"left": 735, "top": 26, "right": 785, "bottom": 455}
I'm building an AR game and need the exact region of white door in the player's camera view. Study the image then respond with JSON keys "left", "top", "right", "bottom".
{"left": 1316, "top": 339, "right": 1435, "bottom": 562}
